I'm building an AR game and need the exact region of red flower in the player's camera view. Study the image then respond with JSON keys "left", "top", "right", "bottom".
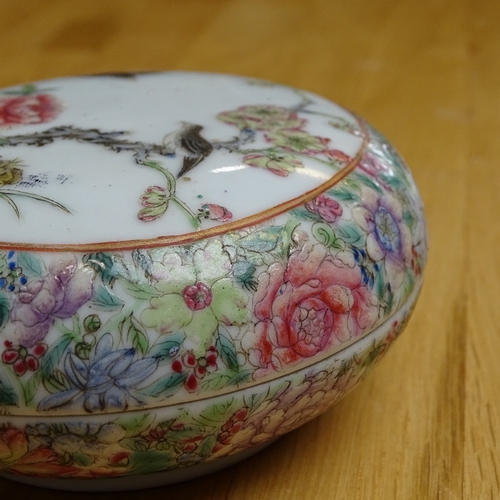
{"left": 182, "top": 282, "right": 213, "bottom": 311}
{"left": 109, "top": 451, "right": 130, "bottom": 465}
{"left": 250, "top": 243, "right": 378, "bottom": 375}
{"left": 326, "top": 149, "right": 352, "bottom": 163}
{"left": 305, "top": 194, "right": 343, "bottom": 223}
{"left": 171, "top": 347, "right": 218, "bottom": 393}
{"left": 1, "top": 341, "right": 47, "bottom": 376}
{"left": 214, "top": 408, "right": 249, "bottom": 448}
{"left": 0, "top": 94, "right": 61, "bottom": 125}
{"left": 200, "top": 204, "right": 233, "bottom": 222}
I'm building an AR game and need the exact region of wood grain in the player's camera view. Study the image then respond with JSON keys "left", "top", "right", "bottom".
{"left": 0, "top": 0, "right": 498, "bottom": 497}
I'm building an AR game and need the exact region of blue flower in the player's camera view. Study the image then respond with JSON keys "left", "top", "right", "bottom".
{"left": 38, "top": 333, "right": 157, "bottom": 413}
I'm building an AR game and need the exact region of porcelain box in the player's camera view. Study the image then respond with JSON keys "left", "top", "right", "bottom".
{"left": 0, "top": 72, "right": 427, "bottom": 491}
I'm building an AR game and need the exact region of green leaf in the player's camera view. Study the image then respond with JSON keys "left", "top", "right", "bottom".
{"left": 199, "top": 435, "right": 217, "bottom": 458}
{"left": 168, "top": 425, "right": 205, "bottom": 442}
{"left": 268, "top": 380, "right": 291, "bottom": 400}
{"left": 198, "top": 399, "right": 237, "bottom": 425}
{"left": 237, "top": 226, "right": 284, "bottom": 253}
{"left": 335, "top": 222, "right": 365, "bottom": 245}
{"left": 17, "top": 252, "right": 45, "bottom": 278}
{"left": 119, "top": 314, "right": 149, "bottom": 355}
{"left": 83, "top": 252, "right": 116, "bottom": 285}
{"left": 327, "top": 186, "right": 358, "bottom": 202}
{"left": 374, "top": 269, "right": 386, "bottom": 300}
{"left": 353, "top": 172, "right": 383, "bottom": 193}
{"left": 21, "top": 84, "right": 37, "bottom": 95}
{"left": 121, "top": 437, "right": 148, "bottom": 452}
{"left": 0, "top": 293, "right": 10, "bottom": 330}
{"left": 41, "top": 334, "right": 73, "bottom": 378}
{"left": 289, "top": 207, "right": 322, "bottom": 221}
{"left": 124, "top": 281, "right": 160, "bottom": 300}
{"left": 245, "top": 388, "right": 270, "bottom": 414}
{"left": 403, "top": 208, "right": 416, "bottom": 229}
{"left": 328, "top": 117, "right": 360, "bottom": 135}
{"left": 312, "top": 222, "right": 345, "bottom": 250}
{"left": 143, "top": 371, "right": 186, "bottom": 398}
{"left": 129, "top": 450, "right": 176, "bottom": 475}
{"left": 148, "top": 332, "right": 185, "bottom": 362}
{"left": 0, "top": 193, "right": 20, "bottom": 218}
{"left": 215, "top": 328, "right": 239, "bottom": 371}
{"left": 73, "top": 452, "right": 94, "bottom": 467}
{"left": 232, "top": 261, "right": 257, "bottom": 291}
{"left": 91, "top": 284, "right": 124, "bottom": 311}
{"left": 43, "top": 369, "right": 72, "bottom": 393}
{"left": 2, "top": 83, "right": 37, "bottom": 96}
{"left": 198, "top": 375, "right": 231, "bottom": 392}
{"left": 115, "top": 413, "right": 155, "bottom": 436}
{"left": 0, "top": 367, "right": 18, "bottom": 406}
{"left": 23, "top": 370, "right": 42, "bottom": 404}
{"left": 227, "top": 369, "right": 252, "bottom": 386}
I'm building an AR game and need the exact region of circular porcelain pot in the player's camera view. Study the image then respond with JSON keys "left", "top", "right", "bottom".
{"left": 0, "top": 72, "right": 427, "bottom": 491}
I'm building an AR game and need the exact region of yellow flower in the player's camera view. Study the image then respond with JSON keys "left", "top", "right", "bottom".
{"left": 0, "top": 160, "right": 23, "bottom": 186}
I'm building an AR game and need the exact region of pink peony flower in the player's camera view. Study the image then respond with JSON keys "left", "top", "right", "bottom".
{"left": 249, "top": 243, "right": 378, "bottom": 376}
{"left": 305, "top": 194, "right": 343, "bottom": 223}
{"left": 0, "top": 94, "right": 61, "bottom": 126}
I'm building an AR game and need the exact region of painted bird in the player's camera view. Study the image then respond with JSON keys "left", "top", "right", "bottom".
{"left": 163, "top": 122, "right": 213, "bottom": 178}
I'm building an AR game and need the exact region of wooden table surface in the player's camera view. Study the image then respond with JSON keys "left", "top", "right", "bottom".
{"left": 0, "top": 0, "right": 498, "bottom": 498}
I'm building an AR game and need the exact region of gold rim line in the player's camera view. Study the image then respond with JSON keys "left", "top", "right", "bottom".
{"left": 0, "top": 118, "right": 369, "bottom": 253}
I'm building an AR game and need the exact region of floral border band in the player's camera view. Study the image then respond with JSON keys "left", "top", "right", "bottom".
{"left": 0, "top": 305, "right": 413, "bottom": 480}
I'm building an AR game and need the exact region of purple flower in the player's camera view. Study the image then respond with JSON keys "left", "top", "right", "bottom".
{"left": 8, "top": 257, "right": 95, "bottom": 347}
{"left": 352, "top": 188, "right": 412, "bottom": 288}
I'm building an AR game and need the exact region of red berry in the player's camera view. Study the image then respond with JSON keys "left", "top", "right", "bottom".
{"left": 32, "top": 343, "right": 47, "bottom": 358}
{"left": 195, "top": 366, "right": 206, "bottom": 377}
{"left": 2, "top": 349, "right": 19, "bottom": 364}
{"left": 3, "top": 341, "right": 12, "bottom": 348}
{"left": 206, "top": 352, "right": 217, "bottom": 365}
{"left": 185, "top": 373, "right": 198, "bottom": 392}
{"left": 25, "top": 355, "right": 39, "bottom": 372}
{"left": 184, "top": 353, "right": 196, "bottom": 367}
{"left": 172, "top": 360, "right": 183, "bottom": 373}
{"left": 13, "top": 358, "right": 27, "bottom": 376}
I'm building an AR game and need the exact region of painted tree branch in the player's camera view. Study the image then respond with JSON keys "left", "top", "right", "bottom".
{"left": 0, "top": 125, "right": 257, "bottom": 164}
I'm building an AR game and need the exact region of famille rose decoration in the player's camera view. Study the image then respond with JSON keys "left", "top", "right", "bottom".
{"left": 0, "top": 72, "right": 427, "bottom": 491}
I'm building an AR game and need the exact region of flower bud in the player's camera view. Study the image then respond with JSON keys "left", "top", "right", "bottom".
{"left": 83, "top": 314, "right": 101, "bottom": 333}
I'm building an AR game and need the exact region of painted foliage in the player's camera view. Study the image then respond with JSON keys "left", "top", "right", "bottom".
{"left": 0, "top": 317, "right": 411, "bottom": 479}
